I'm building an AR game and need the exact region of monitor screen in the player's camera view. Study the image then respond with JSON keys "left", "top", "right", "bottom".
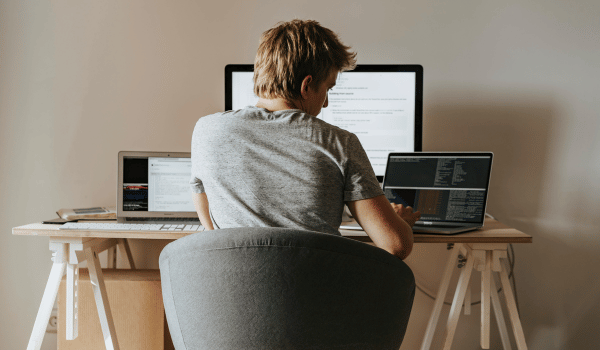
{"left": 225, "top": 64, "right": 423, "bottom": 181}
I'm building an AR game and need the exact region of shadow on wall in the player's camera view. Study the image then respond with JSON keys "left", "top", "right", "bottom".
{"left": 416, "top": 88, "right": 554, "bottom": 347}
{"left": 420, "top": 88, "right": 600, "bottom": 349}
{"left": 516, "top": 229, "right": 600, "bottom": 350}
{"left": 423, "top": 88, "right": 555, "bottom": 222}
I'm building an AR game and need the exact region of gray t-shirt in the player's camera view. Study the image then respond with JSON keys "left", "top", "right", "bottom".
{"left": 190, "top": 106, "right": 384, "bottom": 235}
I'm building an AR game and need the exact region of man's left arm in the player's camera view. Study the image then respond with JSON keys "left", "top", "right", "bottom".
{"left": 192, "top": 192, "right": 214, "bottom": 230}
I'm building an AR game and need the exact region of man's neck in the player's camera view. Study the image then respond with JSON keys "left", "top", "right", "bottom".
{"left": 256, "top": 98, "right": 301, "bottom": 112}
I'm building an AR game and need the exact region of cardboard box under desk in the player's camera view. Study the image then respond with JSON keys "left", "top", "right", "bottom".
{"left": 58, "top": 268, "right": 174, "bottom": 350}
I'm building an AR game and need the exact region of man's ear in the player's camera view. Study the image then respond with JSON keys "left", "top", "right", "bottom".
{"left": 300, "top": 75, "right": 313, "bottom": 100}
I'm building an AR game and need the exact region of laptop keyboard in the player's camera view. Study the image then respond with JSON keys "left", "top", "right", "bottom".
{"left": 59, "top": 222, "right": 204, "bottom": 232}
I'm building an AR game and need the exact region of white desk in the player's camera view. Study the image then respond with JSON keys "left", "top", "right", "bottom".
{"left": 14, "top": 217, "right": 531, "bottom": 350}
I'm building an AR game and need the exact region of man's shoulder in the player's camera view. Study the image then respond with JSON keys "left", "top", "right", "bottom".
{"left": 194, "top": 109, "right": 248, "bottom": 130}
{"left": 309, "top": 117, "right": 358, "bottom": 143}
{"left": 195, "top": 110, "right": 231, "bottom": 123}
{"left": 312, "top": 117, "right": 349, "bottom": 133}
{"left": 195, "top": 107, "right": 263, "bottom": 124}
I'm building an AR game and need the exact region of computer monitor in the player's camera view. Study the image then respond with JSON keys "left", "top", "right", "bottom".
{"left": 225, "top": 64, "right": 423, "bottom": 181}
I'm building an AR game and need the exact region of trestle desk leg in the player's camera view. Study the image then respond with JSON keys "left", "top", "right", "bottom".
{"left": 107, "top": 246, "right": 117, "bottom": 268}
{"left": 85, "top": 247, "right": 121, "bottom": 350}
{"left": 464, "top": 282, "right": 472, "bottom": 315}
{"left": 65, "top": 262, "right": 79, "bottom": 340}
{"left": 116, "top": 238, "right": 135, "bottom": 269}
{"left": 500, "top": 258, "right": 528, "bottom": 350}
{"left": 27, "top": 243, "right": 67, "bottom": 350}
{"left": 491, "top": 274, "right": 512, "bottom": 350}
{"left": 481, "top": 250, "right": 492, "bottom": 348}
{"left": 420, "top": 243, "right": 463, "bottom": 350}
{"left": 442, "top": 252, "right": 475, "bottom": 350}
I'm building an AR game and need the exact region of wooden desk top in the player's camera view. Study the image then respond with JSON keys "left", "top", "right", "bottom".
{"left": 341, "top": 218, "right": 532, "bottom": 244}
{"left": 12, "top": 222, "right": 192, "bottom": 240}
{"left": 13, "top": 218, "right": 531, "bottom": 244}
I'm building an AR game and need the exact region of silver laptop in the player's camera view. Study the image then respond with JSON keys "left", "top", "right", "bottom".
{"left": 341, "top": 152, "right": 493, "bottom": 235}
{"left": 117, "top": 151, "right": 200, "bottom": 224}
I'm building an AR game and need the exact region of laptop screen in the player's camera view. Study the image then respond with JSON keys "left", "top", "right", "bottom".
{"left": 123, "top": 157, "right": 195, "bottom": 212}
{"left": 118, "top": 152, "right": 197, "bottom": 219}
{"left": 383, "top": 153, "right": 493, "bottom": 224}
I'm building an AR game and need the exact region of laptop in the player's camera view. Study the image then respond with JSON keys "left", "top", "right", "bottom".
{"left": 341, "top": 152, "right": 493, "bottom": 235}
{"left": 117, "top": 151, "right": 201, "bottom": 225}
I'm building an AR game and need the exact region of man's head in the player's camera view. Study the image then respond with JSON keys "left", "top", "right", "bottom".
{"left": 253, "top": 20, "right": 356, "bottom": 108}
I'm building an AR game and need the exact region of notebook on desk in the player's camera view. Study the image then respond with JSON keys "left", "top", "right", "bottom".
{"left": 340, "top": 152, "right": 493, "bottom": 235}
{"left": 117, "top": 151, "right": 200, "bottom": 225}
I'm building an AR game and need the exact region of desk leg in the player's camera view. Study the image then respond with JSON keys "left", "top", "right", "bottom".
{"left": 420, "top": 243, "right": 463, "bottom": 350}
{"left": 27, "top": 243, "right": 67, "bottom": 350}
{"left": 491, "top": 275, "right": 512, "bottom": 350}
{"left": 481, "top": 250, "right": 492, "bottom": 348}
{"left": 107, "top": 247, "right": 117, "bottom": 268}
{"left": 442, "top": 252, "right": 475, "bottom": 350}
{"left": 464, "top": 283, "right": 471, "bottom": 315}
{"left": 85, "top": 247, "right": 121, "bottom": 350}
{"left": 65, "top": 262, "right": 79, "bottom": 340}
{"left": 116, "top": 238, "right": 135, "bottom": 269}
{"left": 500, "top": 258, "right": 528, "bottom": 350}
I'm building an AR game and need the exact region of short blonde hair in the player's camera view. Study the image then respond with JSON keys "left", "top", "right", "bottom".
{"left": 253, "top": 19, "right": 357, "bottom": 101}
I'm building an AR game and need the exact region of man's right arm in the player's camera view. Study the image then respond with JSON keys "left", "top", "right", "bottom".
{"left": 346, "top": 195, "right": 418, "bottom": 260}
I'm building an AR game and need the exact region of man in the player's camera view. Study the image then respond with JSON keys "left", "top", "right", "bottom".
{"left": 190, "top": 19, "right": 420, "bottom": 260}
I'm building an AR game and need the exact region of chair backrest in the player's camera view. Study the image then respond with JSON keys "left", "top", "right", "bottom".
{"left": 159, "top": 227, "right": 415, "bottom": 350}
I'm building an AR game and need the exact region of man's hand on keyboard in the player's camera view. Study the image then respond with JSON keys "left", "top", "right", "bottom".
{"left": 390, "top": 203, "right": 421, "bottom": 228}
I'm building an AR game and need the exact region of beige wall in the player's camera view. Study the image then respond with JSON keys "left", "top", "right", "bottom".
{"left": 1, "top": 0, "right": 599, "bottom": 349}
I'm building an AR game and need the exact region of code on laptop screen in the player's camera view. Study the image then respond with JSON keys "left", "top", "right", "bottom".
{"left": 383, "top": 156, "right": 491, "bottom": 223}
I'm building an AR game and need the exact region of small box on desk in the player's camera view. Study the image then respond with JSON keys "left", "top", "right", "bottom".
{"left": 58, "top": 268, "right": 174, "bottom": 350}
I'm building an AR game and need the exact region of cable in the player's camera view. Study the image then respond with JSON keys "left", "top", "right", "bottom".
{"left": 485, "top": 212, "right": 496, "bottom": 220}
{"left": 414, "top": 262, "right": 504, "bottom": 306}
{"left": 415, "top": 281, "right": 455, "bottom": 306}
{"left": 415, "top": 278, "right": 504, "bottom": 306}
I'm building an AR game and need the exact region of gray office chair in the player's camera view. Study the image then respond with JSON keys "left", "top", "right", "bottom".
{"left": 159, "top": 227, "right": 415, "bottom": 350}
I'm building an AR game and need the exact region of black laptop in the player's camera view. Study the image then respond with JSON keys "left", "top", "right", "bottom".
{"left": 340, "top": 152, "right": 494, "bottom": 233}
{"left": 382, "top": 152, "right": 493, "bottom": 234}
